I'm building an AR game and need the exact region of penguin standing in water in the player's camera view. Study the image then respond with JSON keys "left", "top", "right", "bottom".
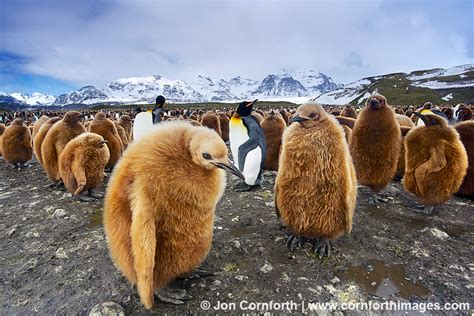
{"left": 229, "top": 99, "right": 266, "bottom": 191}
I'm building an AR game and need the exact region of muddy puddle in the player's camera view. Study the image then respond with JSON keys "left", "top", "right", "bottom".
{"left": 88, "top": 209, "right": 103, "bottom": 228}
{"left": 337, "top": 260, "right": 430, "bottom": 299}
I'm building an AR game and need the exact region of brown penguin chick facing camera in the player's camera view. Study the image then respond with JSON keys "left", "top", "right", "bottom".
{"left": 41, "top": 111, "right": 86, "bottom": 182}
{"left": 0, "top": 123, "right": 5, "bottom": 156}
{"left": 59, "top": 133, "right": 110, "bottom": 201}
{"left": 404, "top": 113, "right": 468, "bottom": 214}
{"left": 89, "top": 112, "right": 123, "bottom": 169}
{"left": 275, "top": 102, "right": 357, "bottom": 258}
{"left": 349, "top": 94, "right": 401, "bottom": 203}
{"left": 103, "top": 121, "right": 244, "bottom": 310}
{"left": 33, "top": 117, "right": 61, "bottom": 167}
{"left": 32, "top": 115, "right": 49, "bottom": 139}
{"left": 341, "top": 104, "right": 358, "bottom": 119}
{"left": 261, "top": 110, "right": 286, "bottom": 171}
{"left": 454, "top": 120, "right": 474, "bottom": 199}
{"left": 200, "top": 111, "right": 222, "bottom": 137}
{"left": 1, "top": 118, "right": 32, "bottom": 168}
{"left": 117, "top": 115, "right": 132, "bottom": 139}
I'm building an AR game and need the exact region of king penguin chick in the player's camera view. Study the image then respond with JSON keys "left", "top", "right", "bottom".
{"left": 59, "top": 132, "right": 110, "bottom": 201}
{"left": 0, "top": 123, "right": 5, "bottom": 156}
{"left": 33, "top": 117, "right": 61, "bottom": 167}
{"left": 404, "top": 113, "right": 468, "bottom": 214}
{"left": 341, "top": 104, "right": 358, "bottom": 119}
{"left": 200, "top": 111, "right": 222, "bottom": 137}
{"left": 261, "top": 109, "right": 286, "bottom": 171}
{"left": 454, "top": 120, "right": 474, "bottom": 199}
{"left": 103, "top": 121, "right": 244, "bottom": 310}
{"left": 32, "top": 115, "right": 49, "bottom": 139}
{"left": 349, "top": 94, "right": 401, "bottom": 203}
{"left": 117, "top": 115, "right": 133, "bottom": 139}
{"left": 89, "top": 112, "right": 123, "bottom": 169}
{"left": 218, "top": 113, "right": 230, "bottom": 142}
{"left": 41, "top": 111, "right": 86, "bottom": 182}
{"left": 275, "top": 102, "right": 357, "bottom": 258}
{"left": 1, "top": 118, "right": 32, "bottom": 169}
{"left": 229, "top": 99, "right": 267, "bottom": 191}
{"left": 114, "top": 121, "right": 129, "bottom": 149}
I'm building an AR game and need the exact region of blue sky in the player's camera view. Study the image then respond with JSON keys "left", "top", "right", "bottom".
{"left": 0, "top": 0, "right": 473, "bottom": 95}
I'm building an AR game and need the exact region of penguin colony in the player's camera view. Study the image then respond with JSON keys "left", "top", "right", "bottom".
{"left": 1, "top": 97, "right": 472, "bottom": 311}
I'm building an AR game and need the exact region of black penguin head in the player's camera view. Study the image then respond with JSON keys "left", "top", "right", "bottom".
{"left": 155, "top": 95, "right": 166, "bottom": 109}
{"left": 413, "top": 112, "right": 447, "bottom": 127}
{"left": 235, "top": 99, "right": 258, "bottom": 117}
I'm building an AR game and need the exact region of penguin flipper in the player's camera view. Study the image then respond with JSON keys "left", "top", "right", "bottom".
{"left": 237, "top": 138, "right": 259, "bottom": 171}
{"left": 130, "top": 183, "right": 156, "bottom": 309}
{"left": 414, "top": 141, "right": 447, "bottom": 196}
{"left": 274, "top": 183, "right": 281, "bottom": 218}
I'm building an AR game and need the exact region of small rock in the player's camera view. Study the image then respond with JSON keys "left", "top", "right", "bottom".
{"left": 423, "top": 227, "right": 449, "bottom": 240}
{"left": 232, "top": 240, "right": 241, "bottom": 249}
{"left": 330, "top": 277, "right": 340, "bottom": 284}
{"left": 7, "top": 225, "right": 17, "bottom": 236}
{"left": 260, "top": 262, "right": 273, "bottom": 274}
{"left": 54, "top": 266, "right": 63, "bottom": 273}
{"left": 297, "top": 277, "right": 309, "bottom": 282}
{"left": 234, "top": 275, "right": 248, "bottom": 281}
{"left": 26, "top": 230, "right": 40, "bottom": 238}
{"left": 265, "top": 202, "right": 275, "bottom": 207}
{"left": 282, "top": 273, "right": 290, "bottom": 283}
{"left": 89, "top": 301, "right": 125, "bottom": 316}
{"left": 52, "top": 209, "right": 68, "bottom": 219}
{"left": 22, "top": 217, "right": 27, "bottom": 221}
{"left": 213, "top": 280, "right": 222, "bottom": 287}
{"left": 297, "top": 293, "right": 303, "bottom": 300}
{"left": 371, "top": 282, "right": 377, "bottom": 286}
{"left": 55, "top": 247, "right": 69, "bottom": 259}
{"left": 365, "top": 264, "right": 374, "bottom": 272}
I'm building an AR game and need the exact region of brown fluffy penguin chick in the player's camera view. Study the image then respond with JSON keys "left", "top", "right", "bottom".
{"left": 33, "top": 117, "right": 61, "bottom": 166}
{"left": 114, "top": 122, "right": 129, "bottom": 149}
{"left": 252, "top": 111, "right": 264, "bottom": 124}
{"left": 275, "top": 102, "right": 357, "bottom": 258}
{"left": 454, "top": 120, "right": 474, "bottom": 199}
{"left": 2, "top": 119, "right": 32, "bottom": 167}
{"left": 103, "top": 121, "right": 244, "bottom": 310}
{"left": 404, "top": 113, "right": 468, "bottom": 214}
{"left": 32, "top": 115, "right": 49, "bottom": 139}
{"left": 341, "top": 105, "right": 358, "bottom": 119}
{"left": 200, "top": 111, "right": 222, "bottom": 137}
{"left": 41, "top": 111, "right": 86, "bottom": 182}
{"left": 89, "top": 112, "right": 123, "bottom": 168}
{"left": 260, "top": 110, "right": 286, "bottom": 171}
{"left": 117, "top": 115, "right": 132, "bottom": 139}
{"left": 218, "top": 113, "right": 230, "bottom": 142}
{"left": 349, "top": 94, "right": 401, "bottom": 200}
{"left": 394, "top": 126, "right": 412, "bottom": 180}
{"left": 396, "top": 114, "right": 415, "bottom": 127}
{"left": 335, "top": 116, "right": 356, "bottom": 129}
{"left": 0, "top": 123, "right": 5, "bottom": 156}
{"left": 59, "top": 133, "right": 110, "bottom": 201}
{"left": 279, "top": 109, "right": 290, "bottom": 125}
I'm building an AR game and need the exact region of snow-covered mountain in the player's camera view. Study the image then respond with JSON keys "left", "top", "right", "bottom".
{"left": 315, "top": 64, "right": 474, "bottom": 105}
{"left": 2, "top": 64, "right": 472, "bottom": 108}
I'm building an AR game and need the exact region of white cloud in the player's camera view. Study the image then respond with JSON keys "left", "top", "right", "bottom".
{"left": 2, "top": 0, "right": 473, "bottom": 89}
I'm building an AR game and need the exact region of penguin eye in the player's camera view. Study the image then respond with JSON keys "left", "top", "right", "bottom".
{"left": 309, "top": 112, "right": 317, "bottom": 118}
{"left": 202, "top": 153, "right": 212, "bottom": 160}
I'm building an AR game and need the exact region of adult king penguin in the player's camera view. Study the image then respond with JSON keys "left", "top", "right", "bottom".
{"left": 229, "top": 99, "right": 266, "bottom": 191}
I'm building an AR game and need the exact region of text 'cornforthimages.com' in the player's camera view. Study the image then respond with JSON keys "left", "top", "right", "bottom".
{"left": 199, "top": 300, "right": 471, "bottom": 313}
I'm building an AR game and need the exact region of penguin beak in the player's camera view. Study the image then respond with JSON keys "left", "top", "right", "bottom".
{"left": 289, "top": 115, "right": 307, "bottom": 124}
{"left": 369, "top": 99, "right": 380, "bottom": 109}
{"left": 212, "top": 160, "right": 245, "bottom": 180}
{"left": 247, "top": 99, "right": 258, "bottom": 107}
{"left": 413, "top": 112, "right": 430, "bottom": 126}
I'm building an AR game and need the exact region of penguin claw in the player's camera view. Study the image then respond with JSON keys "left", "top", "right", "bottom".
{"left": 286, "top": 233, "right": 306, "bottom": 251}
{"left": 311, "top": 239, "right": 331, "bottom": 258}
{"left": 413, "top": 205, "right": 435, "bottom": 215}
{"left": 155, "top": 289, "right": 192, "bottom": 305}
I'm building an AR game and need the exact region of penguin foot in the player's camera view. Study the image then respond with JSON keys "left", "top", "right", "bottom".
{"left": 155, "top": 288, "right": 192, "bottom": 305}
{"left": 46, "top": 182, "right": 66, "bottom": 191}
{"left": 311, "top": 239, "right": 331, "bottom": 258}
{"left": 233, "top": 182, "right": 261, "bottom": 192}
{"left": 77, "top": 195, "right": 97, "bottom": 202}
{"left": 413, "top": 205, "right": 435, "bottom": 215}
{"left": 286, "top": 233, "right": 307, "bottom": 251}
{"left": 88, "top": 189, "right": 104, "bottom": 199}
